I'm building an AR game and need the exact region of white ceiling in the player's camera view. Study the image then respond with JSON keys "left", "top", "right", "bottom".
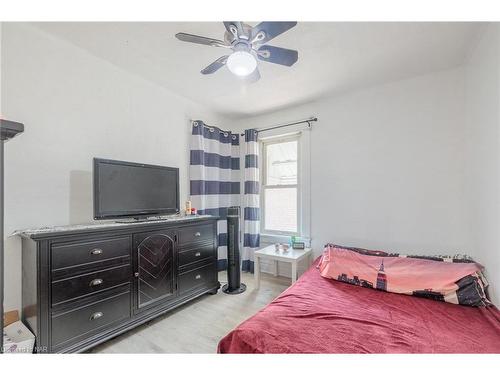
{"left": 34, "top": 22, "right": 482, "bottom": 119}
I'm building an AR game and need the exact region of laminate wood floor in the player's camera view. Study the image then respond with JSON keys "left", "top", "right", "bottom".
{"left": 90, "top": 271, "right": 290, "bottom": 353}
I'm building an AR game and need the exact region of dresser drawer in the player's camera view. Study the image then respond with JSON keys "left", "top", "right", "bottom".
{"left": 51, "top": 289, "right": 131, "bottom": 347}
{"left": 178, "top": 243, "right": 215, "bottom": 268}
{"left": 178, "top": 263, "right": 216, "bottom": 295}
{"left": 51, "top": 264, "right": 131, "bottom": 306}
{"left": 51, "top": 236, "right": 131, "bottom": 271}
{"left": 178, "top": 224, "right": 213, "bottom": 246}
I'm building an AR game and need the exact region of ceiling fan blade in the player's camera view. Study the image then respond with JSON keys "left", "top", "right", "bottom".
{"left": 257, "top": 45, "right": 298, "bottom": 66}
{"left": 250, "top": 22, "right": 297, "bottom": 44}
{"left": 175, "top": 32, "right": 227, "bottom": 48}
{"left": 223, "top": 21, "right": 245, "bottom": 38}
{"left": 243, "top": 68, "right": 261, "bottom": 84}
{"left": 201, "top": 55, "right": 229, "bottom": 75}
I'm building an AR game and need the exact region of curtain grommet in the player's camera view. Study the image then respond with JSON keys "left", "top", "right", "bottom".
{"left": 193, "top": 121, "right": 198, "bottom": 127}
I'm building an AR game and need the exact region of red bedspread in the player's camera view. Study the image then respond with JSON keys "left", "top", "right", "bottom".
{"left": 218, "top": 258, "right": 500, "bottom": 353}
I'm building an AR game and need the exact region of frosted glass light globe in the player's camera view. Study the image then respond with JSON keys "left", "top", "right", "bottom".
{"left": 227, "top": 51, "right": 257, "bottom": 77}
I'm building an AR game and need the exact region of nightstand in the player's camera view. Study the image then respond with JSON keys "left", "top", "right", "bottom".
{"left": 254, "top": 245, "right": 313, "bottom": 289}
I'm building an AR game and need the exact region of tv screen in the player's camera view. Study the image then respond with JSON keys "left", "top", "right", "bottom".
{"left": 93, "top": 158, "right": 179, "bottom": 220}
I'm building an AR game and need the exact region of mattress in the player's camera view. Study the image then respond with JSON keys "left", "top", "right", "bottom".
{"left": 218, "top": 258, "right": 500, "bottom": 353}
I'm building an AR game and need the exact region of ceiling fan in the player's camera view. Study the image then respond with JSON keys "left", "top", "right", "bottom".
{"left": 175, "top": 22, "right": 298, "bottom": 82}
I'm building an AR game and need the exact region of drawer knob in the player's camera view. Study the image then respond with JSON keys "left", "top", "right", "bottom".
{"left": 195, "top": 252, "right": 201, "bottom": 257}
{"left": 90, "top": 312, "right": 103, "bottom": 321}
{"left": 195, "top": 274, "right": 201, "bottom": 280}
{"left": 89, "top": 278, "right": 103, "bottom": 287}
{"left": 90, "top": 248, "right": 103, "bottom": 255}
{"left": 194, "top": 232, "right": 201, "bottom": 237}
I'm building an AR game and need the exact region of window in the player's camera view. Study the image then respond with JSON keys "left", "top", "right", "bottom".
{"left": 261, "top": 134, "right": 300, "bottom": 235}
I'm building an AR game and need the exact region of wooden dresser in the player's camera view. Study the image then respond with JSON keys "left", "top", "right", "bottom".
{"left": 17, "top": 216, "right": 219, "bottom": 353}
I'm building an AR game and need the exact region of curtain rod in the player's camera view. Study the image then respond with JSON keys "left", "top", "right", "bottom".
{"left": 240, "top": 117, "right": 318, "bottom": 136}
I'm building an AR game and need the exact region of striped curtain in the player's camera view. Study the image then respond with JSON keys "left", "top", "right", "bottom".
{"left": 190, "top": 120, "right": 241, "bottom": 271}
{"left": 241, "top": 129, "right": 260, "bottom": 273}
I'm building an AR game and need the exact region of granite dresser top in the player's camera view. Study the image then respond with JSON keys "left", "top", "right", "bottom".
{"left": 13, "top": 214, "right": 216, "bottom": 239}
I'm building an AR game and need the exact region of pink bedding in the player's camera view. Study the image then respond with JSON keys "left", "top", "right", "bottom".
{"left": 218, "top": 258, "right": 500, "bottom": 353}
{"left": 319, "top": 244, "right": 490, "bottom": 306}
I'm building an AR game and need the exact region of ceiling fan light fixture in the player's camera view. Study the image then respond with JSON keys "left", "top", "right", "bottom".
{"left": 226, "top": 51, "right": 257, "bottom": 77}
{"left": 175, "top": 22, "right": 298, "bottom": 83}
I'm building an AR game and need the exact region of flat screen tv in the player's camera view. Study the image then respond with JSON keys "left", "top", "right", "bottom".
{"left": 93, "top": 158, "right": 179, "bottom": 220}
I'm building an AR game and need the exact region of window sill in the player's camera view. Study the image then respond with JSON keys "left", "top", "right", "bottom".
{"left": 260, "top": 233, "right": 311, "bottom": 247}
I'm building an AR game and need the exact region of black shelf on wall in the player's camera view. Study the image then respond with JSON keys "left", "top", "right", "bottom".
{"left": 0, "top": 119, "right": 24, "bottom": 353}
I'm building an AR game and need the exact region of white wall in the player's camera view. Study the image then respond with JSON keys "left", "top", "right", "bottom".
{"left": 0, "top": 23, "right": 228, "bottom": 311}
{"left": 463, "top": 24, "right": 500, "bottom": 304}
{"left": 236, "top": 56, "right": 500, "bottom": 304}
{"left": 234, "top": 68, "right": 469, "bottom": 275}
{"left": 0, "top": 23, "right": 2, "bottom": 117}
{"left": 2, "top": 22, "right": 498, "bottom": 310}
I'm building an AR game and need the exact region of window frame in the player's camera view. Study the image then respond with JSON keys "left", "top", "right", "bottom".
{"left": 260, "top": 133, "right": 301, "bottom": 237}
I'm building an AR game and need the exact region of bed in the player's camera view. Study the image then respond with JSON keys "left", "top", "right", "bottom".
{"left": 218, "top": 258, "right": 500, "bottom": 353}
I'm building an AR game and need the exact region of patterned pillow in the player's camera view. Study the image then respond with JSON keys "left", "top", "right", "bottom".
{"left": 318, "top": 244, "right": 491, "bottom": 307}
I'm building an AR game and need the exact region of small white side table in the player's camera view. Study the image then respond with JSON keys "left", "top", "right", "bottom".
{"left": 254, "top": 246, "right": 313, "bottom": 289}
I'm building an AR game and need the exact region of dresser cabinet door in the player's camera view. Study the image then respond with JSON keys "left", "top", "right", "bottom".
{"left": 134, "top": 231, "right": 176, "bottom": 310}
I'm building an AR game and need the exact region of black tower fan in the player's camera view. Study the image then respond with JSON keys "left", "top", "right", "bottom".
{"left": 222, "top": 206, "right": 246, "bottom": 294}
